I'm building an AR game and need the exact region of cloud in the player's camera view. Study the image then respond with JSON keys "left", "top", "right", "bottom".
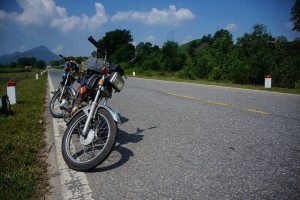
{"left": 146, "top": 35, "right": 157, "bottom": 43}
{"left": 0, "top": 0, "right": 108, "bottom": 33}
{"left": 111, "top": 5, "right": 195, "bottom": 25}
{"left": 88, "top": 3, "right": 109, "bottom": 31}
{"left": 50, "top": 16, "right": 82, "bottom": 33}
{"left": 51, "top": 2, "right": 109, "bottom": 33}
{"left": 225, "top": 23, "right": 238, "bottom": 30}
{"left": 53, "top": 44, "right": 63, "bottom": 54}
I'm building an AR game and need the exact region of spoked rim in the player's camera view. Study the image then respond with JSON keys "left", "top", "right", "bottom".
{"left": 65, "top": 112, "right": 111, "bottom": 164}
{"left": 51, "top": 90, "right": 73, "bottom": 116}
{"left": 51, "top": 94, "right": 62, "bottom": 116}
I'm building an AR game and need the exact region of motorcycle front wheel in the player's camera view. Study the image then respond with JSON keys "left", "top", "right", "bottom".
{"left": 49, "top": 88, "right": 73, "bottom": 118}
{"left": 61, "top": 108, "right": 117, "bottom": 171}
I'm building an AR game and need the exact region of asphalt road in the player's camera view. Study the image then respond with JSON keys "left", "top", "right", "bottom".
{"left": 47, "top": 68, "right": 300, "bottom": 199}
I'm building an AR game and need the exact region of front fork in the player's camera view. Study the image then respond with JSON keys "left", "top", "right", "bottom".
{"left": 59, "top": 73, "right": 69, "bottom": 102}
{"left": 82, "top": 76, "right": 105, "bottom": 137}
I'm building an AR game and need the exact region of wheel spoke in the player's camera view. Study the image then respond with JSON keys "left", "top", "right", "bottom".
{"left": 66, "top": 112, "right": 111, "bottom": 163}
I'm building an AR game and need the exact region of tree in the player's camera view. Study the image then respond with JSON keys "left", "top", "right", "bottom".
{"left": 10, "top": 62, "right": 18, "bottom": 68}
{"left": 236, "top": 24, "right": 275, "bottom": 85}
{"left": 187, "top": 40, "right": 198, "bottom": 57}
{"left": 212, "top": 29, "right": 233, "bottom": 53}
{"left": 36, "top": 60, "right": 46, "bottom": 69}
{"left": 114, "top": 43, "right": 135, "bottom": 63}
{"left": 209, "top": 30, "right": 235, "bottom": 80}
{"left": 275, "top": 36, "right": 288, "bottom": 43}
{"left": 136, "top": 42, "right": 161, "bottom": 66}
{"left": 17, "top": 57, "right": 37, "bottom": 67}
{"left": 96, "top": 29, "right": 134, "bottom": 62}
{"left": 162, "top": 41, "right": 178, "bottom": 59}
{"left": 201, "top": 34, "right": 213, "bottom": 44}
{"left": 162, "top": 41, "right": 186, "bottom": 71}
{"left": 291, "top": 0, "right": 300, "bottom": 31}
{"left": 136, "top": 42, "right": 153, "bottom": 63}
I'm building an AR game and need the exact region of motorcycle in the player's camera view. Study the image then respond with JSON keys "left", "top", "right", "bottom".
{"left": 61, "top": 36, "right": 136, "bottom": 171}
{"left": 49, "top": 55, "right": 78, "bottom": 118}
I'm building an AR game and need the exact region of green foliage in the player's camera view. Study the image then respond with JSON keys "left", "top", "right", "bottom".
{"left": 114, "top": 43, "right": 135, "bottom": 63}
{"left": 50, "top": 59, "right": 61, "bottom": 67}
{"left": 95, "top": 29, "right": 134, "bottom": 63}
{"left": 17, "top": 57, "right": 37, "bottom": 67}
{"left": 84, "top": 24, "right": 300, "bottom": 89}
{"left": 36, "top": 60, "right": 46, "bottom": 69}
{"left": 290, "top": 0, "right": 300, "bottom": 31}
{"left": 162, "top": 41, "right": 186, "bottom": 71}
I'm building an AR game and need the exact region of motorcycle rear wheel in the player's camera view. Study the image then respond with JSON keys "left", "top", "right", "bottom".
{"left": 49, "top": 88, "right": 73, "bottom": 118}
{"left": 61, "top": 108, "right": 117, "bottom": 171}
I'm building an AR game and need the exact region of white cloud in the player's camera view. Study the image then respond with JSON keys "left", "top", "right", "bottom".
{"left": 50, "top": 16, "right": 82, "bottom": 33}
{"left": 53, "top": 44, "right": 63, "bottom": 54}
{"left": 88, "top": 3, "right": 109, "bottom": 32}
{"left": 225, "top": 23, "right": 238, "bottom": 30}
{"left": 0, "top": 0, "right": 108, "bottom": 33}
{"left": 111, "top": 5, "right": 195, "bottom": 25}
{"left": 14, "top": 0, "right": 59, "bottom": 26}
{"left": 146, "top": 35, "right": 157, "bottom": 43}
{"left": 50, "top": 2, "right": 109, "bottom": 33}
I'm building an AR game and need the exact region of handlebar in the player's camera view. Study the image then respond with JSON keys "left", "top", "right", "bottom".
{"left": 87, "top": 36, "right": 138, "bottom": 78}
{"left": 88, "top": 36, "right": 105, "bottom": 53}
{"left": 59, "top": 54, "right": 71, "bottom": 62}
{"left": 88, "top": 36, "right": 99, "bottom": 48}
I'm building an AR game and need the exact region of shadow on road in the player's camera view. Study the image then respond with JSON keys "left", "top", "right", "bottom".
{"left": 89, "top": 114, "right": 157, "bottom": 173}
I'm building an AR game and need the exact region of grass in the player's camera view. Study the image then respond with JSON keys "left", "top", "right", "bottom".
{"left": 125, "top": 68, "right": 300, "bottom": 95}
{"left": 0, "top": 70, "right": 49, "bottom": 199}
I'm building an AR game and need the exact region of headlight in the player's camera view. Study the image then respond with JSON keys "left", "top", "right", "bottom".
{"left": 109, "top": 72, "right": 124, "bottom": 92}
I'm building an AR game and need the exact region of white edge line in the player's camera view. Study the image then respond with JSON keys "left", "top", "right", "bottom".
{"left": 48, "top": 73, "right": 94, "bottom": 200}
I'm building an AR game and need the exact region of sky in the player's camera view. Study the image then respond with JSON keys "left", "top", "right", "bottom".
{"left": 0, "top": 0, "right": 300, "bottom": 57}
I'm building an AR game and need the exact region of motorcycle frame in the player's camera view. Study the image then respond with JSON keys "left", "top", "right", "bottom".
{"left": 66, "top": 75, "right": 121, "bottom": 137}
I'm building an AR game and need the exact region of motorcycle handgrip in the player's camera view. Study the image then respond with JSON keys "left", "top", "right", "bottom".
{"left": 59, "top": 54, "right": 70, "bottom": 61}
{"left": 88, "top": 36, "right": 100, "bottom": 48}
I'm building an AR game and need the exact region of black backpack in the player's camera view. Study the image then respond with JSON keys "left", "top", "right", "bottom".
{"left": 0, "top": 95, "right": 11, "bottom": 114}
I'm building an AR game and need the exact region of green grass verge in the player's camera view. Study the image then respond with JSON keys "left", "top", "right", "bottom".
{"left": 0, "top": 71, "right": 49, "bottom": 199}
{"left": 125, "top": 68, "right": 300, "bottom": 95}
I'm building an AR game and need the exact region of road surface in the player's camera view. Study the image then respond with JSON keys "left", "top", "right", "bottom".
{"left": 46, "top": 68, "right": 300, "bottom": 199}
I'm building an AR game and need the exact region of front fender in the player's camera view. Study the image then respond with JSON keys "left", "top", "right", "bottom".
{"left": 66, "top": 104, "right": 121, "bottom": 125}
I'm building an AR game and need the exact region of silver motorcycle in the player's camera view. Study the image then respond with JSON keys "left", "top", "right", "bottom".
{"left": 61, "top": 36, "right": 136, "bottom": 171}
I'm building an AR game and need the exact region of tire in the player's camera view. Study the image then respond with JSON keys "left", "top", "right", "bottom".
{"left": 49, "top": 88, "right": 73, "bottom": 118}
{"left": 61, "top": 108, "right": 117, "bottom": 171}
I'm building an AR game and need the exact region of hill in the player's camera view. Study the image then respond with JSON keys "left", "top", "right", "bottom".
{"left": 179, "top": 39, "right": 201, "bottom": 52}
{"left": 0, "top": 45, "right": 60, "bottom": 64}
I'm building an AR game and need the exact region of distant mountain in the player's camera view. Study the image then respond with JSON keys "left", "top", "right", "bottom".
{"left": 0, "top": 45, "right": 60, "bottom": 64}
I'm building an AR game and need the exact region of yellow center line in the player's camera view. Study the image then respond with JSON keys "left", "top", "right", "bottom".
{"left": 167, "top": 92, "right": 270, "bottom": 115}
